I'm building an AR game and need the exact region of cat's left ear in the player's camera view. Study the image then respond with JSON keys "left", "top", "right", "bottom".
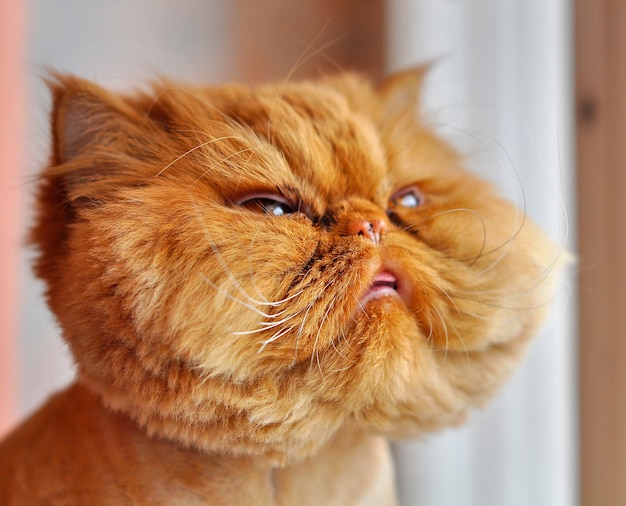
{"left": 377, "top": 66, "right": 429, "bottom": 122}
{"left": 46, "top": 73, "right": 156, "bottom": 166}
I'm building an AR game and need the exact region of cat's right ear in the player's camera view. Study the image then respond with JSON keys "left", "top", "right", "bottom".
{"left": 377, "top": 66, "right": 429, "bottom": 123}
{"left": 47, "top": 74, "right": 145, "bottom": 165}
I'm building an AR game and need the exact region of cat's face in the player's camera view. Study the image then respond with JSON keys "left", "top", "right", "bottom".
{"left": 34, "top": 71, "right": 559, "bottom": 463}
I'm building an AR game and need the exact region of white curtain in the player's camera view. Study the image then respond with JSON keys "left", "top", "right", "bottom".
{"left": 388, "top": 1, "right": 577, "bottom": 505}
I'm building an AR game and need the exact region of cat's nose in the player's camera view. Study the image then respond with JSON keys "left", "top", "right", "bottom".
{"left": 346, "top": 219, "right": 387, "bottom": 244}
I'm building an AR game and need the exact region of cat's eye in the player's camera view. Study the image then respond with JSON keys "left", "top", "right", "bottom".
{"left": 238, "top": 195, "right": 296, "bottom": 216}
{"left": 389, "top": 185, "right": 425, "bottom": 209}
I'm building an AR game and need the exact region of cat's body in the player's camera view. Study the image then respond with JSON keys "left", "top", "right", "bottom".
{"left": 0, "top": 69, "right": 561, "bottom": 504}
{"left": 1, "top": 384, "right": 394, "bottom": 505}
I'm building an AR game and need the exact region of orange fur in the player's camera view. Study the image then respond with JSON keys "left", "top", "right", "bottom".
{"left": 0, "top": 69, "right": 562, "bottom": 504}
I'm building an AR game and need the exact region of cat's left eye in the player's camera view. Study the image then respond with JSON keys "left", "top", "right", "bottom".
{"left": 238, "top": 195, "right": 296, "bottom": 216}
{"left": 389, "top": 185, "right": 425, "bottom": 209}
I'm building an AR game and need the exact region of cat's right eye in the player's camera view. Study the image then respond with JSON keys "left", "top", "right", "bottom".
{"left": 238, "top": 195, "right": 296, "bottom": 217}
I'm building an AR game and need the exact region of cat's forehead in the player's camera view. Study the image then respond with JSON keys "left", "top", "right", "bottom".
{"left": 239, "top": 83, "right": 391, "bottom": 205}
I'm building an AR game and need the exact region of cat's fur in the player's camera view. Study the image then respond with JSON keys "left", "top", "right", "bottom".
{"left": 0, "top": 69, "right": 561, "bottom": 504}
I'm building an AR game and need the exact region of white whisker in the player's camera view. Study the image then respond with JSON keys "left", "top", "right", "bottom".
{"left": 310, "top": 302, "right": 334, "bottom": 377}
{"left": 234, "top": 311, "right": 304, "bottom": 336}
{"left": 199, "top": 275, "right": 279, "bottom": 319}
{"left": 154, "top": 136, "right": 244, "bottom": 177}
{"left": 197, "top": 148, "right": 257, "bottom": 180}
{"left": 433, "top": 306, "right": 450, "bottom": 360}
{"left": 259, "top": 326, "right": 296, "bottom": 353}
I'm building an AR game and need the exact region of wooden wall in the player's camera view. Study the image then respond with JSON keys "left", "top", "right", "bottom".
{"left": 576, "top": 0, "right": 626, "bottom": 503}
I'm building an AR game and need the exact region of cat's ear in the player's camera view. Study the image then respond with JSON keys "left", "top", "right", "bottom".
{"left": 377, "top": 66, "right": 428, "bottom": 122}
{"left": 47, "top": 74, "right": 146, "bottom": 164}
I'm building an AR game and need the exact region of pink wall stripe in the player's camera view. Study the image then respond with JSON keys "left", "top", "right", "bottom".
{"left": 0, "top": 0, "right": 25, "bottom": 436}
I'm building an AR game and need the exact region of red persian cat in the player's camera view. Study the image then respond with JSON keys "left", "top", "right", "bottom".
{"left": 0, "top": 69, "right": 561, "bottom": 504}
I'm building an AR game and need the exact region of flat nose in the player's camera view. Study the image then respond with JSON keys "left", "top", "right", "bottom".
{"left": 346, "top": 219, "right": 387, "bottom": 244}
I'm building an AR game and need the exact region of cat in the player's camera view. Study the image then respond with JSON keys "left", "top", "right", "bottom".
{"left": 0, "top": 68, "right": 562, "bottom": 505}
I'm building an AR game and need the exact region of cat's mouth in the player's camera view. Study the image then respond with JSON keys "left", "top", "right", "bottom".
{"left": 360, "top": 269, "right": 404, "bottom": 307}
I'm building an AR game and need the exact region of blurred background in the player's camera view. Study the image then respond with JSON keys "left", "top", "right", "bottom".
{"left": 0, "top": 0, "right": 623, "bottom": 505}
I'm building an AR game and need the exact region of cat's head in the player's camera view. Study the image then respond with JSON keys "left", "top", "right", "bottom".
{"left": 33, "top": 69, "right": 562, "bottom": 463}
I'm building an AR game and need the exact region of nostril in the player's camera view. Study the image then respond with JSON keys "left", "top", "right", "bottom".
{"left": 347, "top": 219, "right": 387, "bottom": 244}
